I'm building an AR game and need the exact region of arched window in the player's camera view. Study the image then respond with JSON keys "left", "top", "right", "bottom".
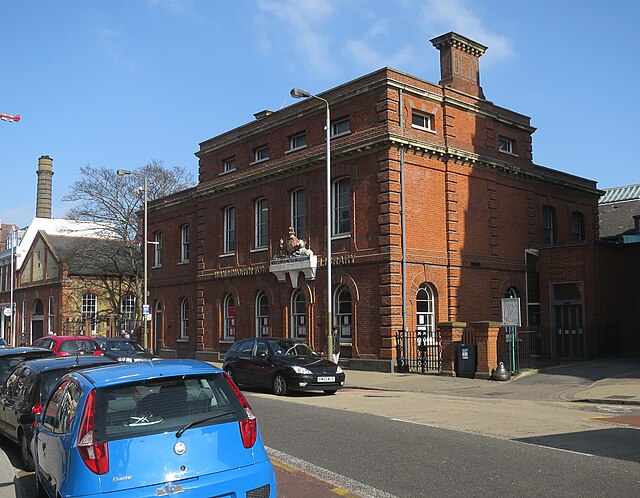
{"left": 416, "top": 283, "right": 436, "bottom": 344}
{"left": 223, "top": 294, "right": 236, "bottom": 340}
{"left": 180, "top": 299, "right": 189, "bottom": 339}
{"left": 290, "top": 289, "right": 307, "bottom": 339}
{"left": 505, "top": 287, "right": 519, "bottom": 299}
{"left": 334, "top": 285, "right": 352, "bottom": 341}
{"left": 48, "top": 296, "right": 55, "bottom": 335}
{"left": 255, "top": 292, "right": 269, "bottom": 337}
{"left": 154, "top": 300, "right": 163, "bottom": 350}
{"left": 571, "top": 212, "right": 585, "bottom": 242}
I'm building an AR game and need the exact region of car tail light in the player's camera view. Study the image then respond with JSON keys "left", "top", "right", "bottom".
{"left": 224, "top": 372, "right": 257, "bottom": 449}
{"left": 31, "top": 403, "right": 42, "bottom": 428}
{"left": 77, "top": 388, "right": 109, "bottom": 475}
{"left": 93, "top": 350, "right": 104, "bottom": 356}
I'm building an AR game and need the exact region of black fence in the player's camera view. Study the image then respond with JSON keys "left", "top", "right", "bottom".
{"left": 498, "top": 328, "right": 558, "bottom": 373}
{"left": 396, "top": 329, "right": 441, "bottom": 374}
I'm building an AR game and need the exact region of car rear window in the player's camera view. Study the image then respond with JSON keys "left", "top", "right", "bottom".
{"left": 59, "top": 340, "right": 99, "bottom": 353}
{"left": 93, "top": 374, "right": 245, "bottom": 442}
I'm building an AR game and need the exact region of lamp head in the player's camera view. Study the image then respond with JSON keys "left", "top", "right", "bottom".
{"left": 116, "top": 169, "right": 132, "bottom": 176}
{"left": 290, "top": 88, "right": 311, "bottom": 99}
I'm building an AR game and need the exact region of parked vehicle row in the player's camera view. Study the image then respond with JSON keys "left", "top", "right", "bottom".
{"left": 0, "top": 341, "right": 277, "bottom": 497}
{"left": 0, "top": 334, "right": 343, "bottom": 496}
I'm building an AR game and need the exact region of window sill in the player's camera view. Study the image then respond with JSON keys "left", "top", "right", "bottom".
{"left": 219, "top": 169, "right": 236, "bottom": 176}
{"left": 250, "top": 158, "right": 269, "bottom": 166}
{"left": 498, "top": 150, "right": 518, "bottom": 157}
{"left": 411, "top": 124, "right": 436, "bottom": 134}
{"left": 219, "top": 252, "right": 235, "bottom": 258}
{"left": 177, "top": 260, "right": 189, "bottom": 266}
{"left": 151, "top": 265, "right": 162, "bottom": 269}
{"left": 177, "top": 338, "right": 189, "bottom": 343}
{"left": 219, "top": 339, "right": 235, "bottom": 344}
{"left": 250, "top": 247, "right": 268, "bottom": 253}
{"left": 331, "top": 233, "right": 351, "bottom": 240}
{"left": 285, "top": 145, "right": 307, "bottom": 154}
{"left": 331, "top": 130, "right": 351, "bottom": 139}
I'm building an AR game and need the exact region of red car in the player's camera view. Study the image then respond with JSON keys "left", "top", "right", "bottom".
{"left": 30, "top": 336, "right": 104, "bottom": 357}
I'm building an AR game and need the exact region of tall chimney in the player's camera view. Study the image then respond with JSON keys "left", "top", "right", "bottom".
{"left": 430, "top": 32, "right": 487, "bottom": 99}
{"left": 36, "top": 155, "right": 53, "bottom": 218}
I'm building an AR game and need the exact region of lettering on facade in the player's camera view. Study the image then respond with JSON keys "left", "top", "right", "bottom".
{"left": 212, "top": 265, "right": 269, "bottom": 279}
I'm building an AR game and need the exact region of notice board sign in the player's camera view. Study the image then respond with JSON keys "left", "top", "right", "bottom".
{"left": 501, "top": 298, "right": 521, "bottom": 327}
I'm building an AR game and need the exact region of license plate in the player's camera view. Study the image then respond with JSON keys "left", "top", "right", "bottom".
{"left": 317, "top": 376, "right": 335, "bottom": 383}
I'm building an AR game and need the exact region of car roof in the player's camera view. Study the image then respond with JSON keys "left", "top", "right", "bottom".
{"left": 47, "top": 335, "right": 98, "bottom": 341}
{"left": 0, "top": 347, "right": 55, "bottom": 358}
{"left": 75, "top": 359, "right": 223, "bottom": 388}
{"left": 19, "top": 355, "right": 117, "bottom": 373}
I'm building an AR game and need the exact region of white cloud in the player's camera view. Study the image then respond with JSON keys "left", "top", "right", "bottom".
{"left": 256, "top": 0, "right": 339, "bottom": 78}
{"left": 345, "top": 39, "right": 414, "bottom": 71}
{"left": 423, "top": 0, "right": 513, "bottom": 61}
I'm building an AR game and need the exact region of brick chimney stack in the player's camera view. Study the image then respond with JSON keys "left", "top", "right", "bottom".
{"left": 430, "top": 32, "right": 487, "bottom": 99}
{"left": 36, "top": 155, "right": 53, "bottom": 219}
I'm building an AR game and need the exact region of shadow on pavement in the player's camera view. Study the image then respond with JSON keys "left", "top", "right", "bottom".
{"left": 516, "top": 427, "right": 640, "bottom": 464}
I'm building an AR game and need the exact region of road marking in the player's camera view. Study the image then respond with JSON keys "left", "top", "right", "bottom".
{"left": 267, "top": 447, "right": 399, "bottom": 498}
{"left": 391, "top": 418, "right": 596, "bottom": 457}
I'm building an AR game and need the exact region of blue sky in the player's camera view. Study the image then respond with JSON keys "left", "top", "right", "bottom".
{"left": 1, "top": 0, "right": 638, "bottom": 227}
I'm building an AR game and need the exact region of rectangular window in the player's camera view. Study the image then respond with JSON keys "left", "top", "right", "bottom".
{"left": 223, "top": 157, "right": 236, "bottom": 173}
{"left": 154, "top": 231, "right": 163, "bottom": 267}
{"left": 331, "top": 118, "right": 350, "bottom": 137}
{"left": 333, "top": 178, "right": 350, "bottom": 235}
{"left": 411, "top": 110, "right": 434, "bottom": 131}
{"left": 180, "top": 225, "right": 190, "bottom": 263}
{"left": 498, "top": 136, "right": 514, "bottom": 154}
{"left": 289, "top": 132, "right": 307, "bottom": 151}
{"left": 253, "top": 145, "right": 269, "bottom": 163}
{"left": 224, "top": 206, "right": 236, "bottom": 253}
{"left": 82, "top": 294, "right": 97, "bottom": 334}
{"left": 291, "top": 189, "right": 307, "bottom": 241}
{"left": 255, "top": 198, "right": 269, "bottom": 249}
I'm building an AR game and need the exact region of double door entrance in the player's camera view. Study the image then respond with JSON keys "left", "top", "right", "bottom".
{"left": 552, "top": 282, "right": 585, "bottom": 359}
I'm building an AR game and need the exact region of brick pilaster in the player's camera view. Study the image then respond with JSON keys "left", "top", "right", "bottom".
{"left": 438, "top": 321, "right": 466, "bottom": 376}
{"left": 471, "top": 321, "right": 502, "bottom": 379}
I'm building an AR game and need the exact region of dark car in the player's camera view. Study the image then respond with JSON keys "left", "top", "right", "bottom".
{"left": 0, "top": 347, "right": 56, "bottom": 385}
{"left": 31, "top": 335, "right": 104, "bottom": 356}
{"left": 94, "top": 336, "right": 155, "bottom": 362}
{"left": 223, "top": 337, "right": 345, "bottom": 396}
{"left": 0, "top": 338, "right": 7, "bottom": 347}
{"left": 0, "top": 355, "right": 117, "bottom": 470}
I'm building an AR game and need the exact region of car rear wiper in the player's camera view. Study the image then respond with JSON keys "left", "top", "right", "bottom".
{"left": 175, "top": 410, "right": 235, "bottom": 438}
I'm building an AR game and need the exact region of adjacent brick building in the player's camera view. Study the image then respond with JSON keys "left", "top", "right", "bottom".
{"left": 147, "top": 32, "right": 602, "bottom": 365}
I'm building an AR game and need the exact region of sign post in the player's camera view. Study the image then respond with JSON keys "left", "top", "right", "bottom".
{"left": 501, "top": 298, "right": 521, "bottom": 373}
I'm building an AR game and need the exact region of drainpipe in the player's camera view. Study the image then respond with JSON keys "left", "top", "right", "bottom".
{"left": 399, "top": 88, "right": 408, "bottom": 364}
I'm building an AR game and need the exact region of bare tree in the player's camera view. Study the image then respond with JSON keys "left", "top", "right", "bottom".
{"left": 62, "top": 159, "right": 194, "bottom": 334}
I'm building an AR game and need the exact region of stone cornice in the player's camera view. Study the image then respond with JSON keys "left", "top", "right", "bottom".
{"left": 430, "top": 32, "right": 487, "bottom": 57}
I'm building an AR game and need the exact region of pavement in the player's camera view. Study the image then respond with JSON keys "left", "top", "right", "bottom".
{"left": 0, "top": 355, "right": 637, "bottom": 498}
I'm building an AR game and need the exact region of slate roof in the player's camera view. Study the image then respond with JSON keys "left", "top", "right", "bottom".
{"left": 45, "top": 233, "right": 138, "bottom": 276}
{"left": 599, "top": 184, "right": 640, "bottom": 238}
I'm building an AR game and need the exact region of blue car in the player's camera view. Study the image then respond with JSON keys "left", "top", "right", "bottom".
{"left": 26, "top": 359, "right": 276, "bottom": 497}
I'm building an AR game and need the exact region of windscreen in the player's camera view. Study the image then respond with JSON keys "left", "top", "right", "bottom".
{"left": 93, "top": 373, "right": 246, "bottom": 442}
{"left": 269, "top": 340, "right": 318, "bottom": 357}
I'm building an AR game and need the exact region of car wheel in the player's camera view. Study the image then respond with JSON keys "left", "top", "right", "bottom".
{"left": 272, "top": 373, "right": 288, "bottom": 396}
{"left": 19, "top": 432, "right": 34, "bottom": 472}
{"left": 323, "top": 390, "right": 337, "bottom": 395}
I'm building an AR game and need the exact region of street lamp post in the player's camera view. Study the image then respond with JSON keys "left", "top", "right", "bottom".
{"left": 116, "top": 169, "right": 149, "bottom": 350}
{"left": 9, "top": 226, "right": 16, "bottom": 346}
{"left": 290, "top": 88, "right": 333, "bottom": 361}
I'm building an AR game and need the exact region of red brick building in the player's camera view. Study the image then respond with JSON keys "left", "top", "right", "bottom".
{"left": 147, "top": 32, "right": 601, "bottom": 366}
